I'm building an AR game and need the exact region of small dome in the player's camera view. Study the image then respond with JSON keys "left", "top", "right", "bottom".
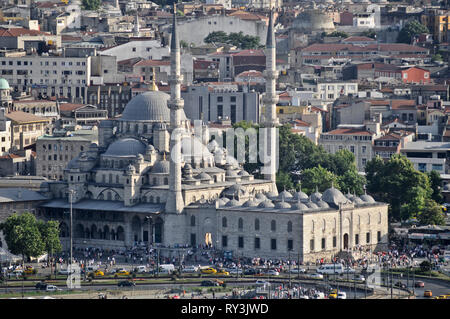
{"left": 265, "top": 191, "right": 278, "bottom": 199}
{"left": 146, "top": 145, "right": 156, "bottom": 152}
{"left": 353, "top": 197, "right": 365, "bottom": 205}
{"left": 238, "top": 170, "right": 250, "bottom": 176}
{"left": 255, "top": 193, "right": 267, "bottom": 201}
{"left": 225, "top": 199, "right": 241, "bottom": 207}
{"left": 278, "top": 190, "right": 293, "bottom": 200}
{"left": 151, "top": 160, "right": 170, "bottom": 174}
{"left": 293, "top": 190, "right": 308, "bottom": 200}
{"left": 275, "top": 201, "right": 292, "bottom": 209}
{"left": 0, "top": 78, "right": 10, "bottom": 90}
{"left": 66, "top": 157, "right": 80, "bottom": 169}
{"left": 242, "top": 199, "right": 259, "bottom": 207}
{"left": 306, "top": 201, "right": 319, "bottom": 209}
{"left": 226, "top": 169, "right": 238, "bottom": 177}
{"left": 222, "top": 184, "right": 246, "bottom": 197}
{"left": 322, "top": 187, "right": 348, "bottom": 206}
{"left": 291, "top": 202, "right": 309, "bottom": 210}
{"left": 310, "top": 191, "right": 322, "bottom": 203}
{"left": 104, "top": 138, "right": 146, "bottom": 158}
{"left": 346, "top": 192, "right": 356, "bottom": 200}
{"left": 196, "top": 172, "right": 212, "bottom": 180}
{"left": 360, "top": 194, "right": 376, "bottom": 203}
{"left": 258, "top": 200, "right": 275, "bottom": 208}
{"left": 316, "top": 200, "right": 330, "bottom": 209}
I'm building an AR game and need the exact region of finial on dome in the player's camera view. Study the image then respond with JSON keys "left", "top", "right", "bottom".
{"left": 316, "top": 185, "right": 319, "bottom": 193}
{"left": 149, "top": 67, "right": 159, "bottom": 91}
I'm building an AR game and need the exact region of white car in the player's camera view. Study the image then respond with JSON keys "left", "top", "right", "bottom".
{"left": 265, "top": 270, "right": 280, "bottom": 276}
{"left": 337, "top": 292, "right": 347, "bottom": 299}
{"left": 313, "top": 292, "right": 325, "bottom": 299}
{"left": 46, "top": 285, "right": 60, "bottom": 292}
{"left": 354, "top": 275, "right": 365, "bottom": 282}
{"left": 309, "top": 273, "right": 324, "bottom": 279}
{"left": 299, "top": 295, "right": 309, "bottom": 299}
{"left": 289, "top": 268, "right": 307, "bottom": 274}
{"left": 58, "top": 268, "right": 75, "bottom": 275}
{"left": 343, "top": 267, "right": 356, "bottom": 274}
{"left": 182, "top": 266, "right": 199, "bottom": 273}
{"left": 228, "top": 268, "right": 243, "bottom": 275}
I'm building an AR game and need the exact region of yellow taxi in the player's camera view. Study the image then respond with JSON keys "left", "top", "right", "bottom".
{"left": 115, "top": 269, "right": 130, "bottom": 277}
{"left": 424, "top": 290, "right": 433, "bottom": 298}
{"left": 215, "top": 269, "right": 230, "bottom": 276}
{"left": 328, "top": 289, "right": 338, "bottom": 299}
{"left": 90, "top": 270, "right": 104, "bottom": 277}
{"left": 24, "top": 266, "right": 35, "bottom": 275}
{"left": 200, "top": 267, "right": 217, "bottom": 274}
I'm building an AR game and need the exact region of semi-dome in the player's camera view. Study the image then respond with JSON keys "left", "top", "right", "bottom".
{"left": 258, "top": 200, "right": 275, "bottom": 208}
{"left": 151, "top": 160, "right": 170, "bottom": 174}
{"left": 306, "top": 201, "right": 319, "bottom": 209}
{"left": 103, "top": 138, "right": 146, "bottom": 158}
{"left": 322, "top": 187, "right": 349, "bottom": 206}
{"left": 316, "top": 200, "right": 330, "bottom": 209}
{"left": 265, "top": 191, "right": 278, "bottom": 199}
{"left": 0, "top": 78, "right": 10, "bottom": 90}
{"left": 121, "top": 91, "right": 171, "bottom": 122}
{"left": 196, "top": 172, "right": 212, "bottom": 180}
{"left": 353, "top": 197, "right": 365, "bottom": 205}
{"left": 360, "top": 194, "right": 376, "bottom": 203}
{"left": 238, "top": 170, "right": 250, "bottom": 176}
{"left": 292, "top": 9, "right": 335, "bottom": 33}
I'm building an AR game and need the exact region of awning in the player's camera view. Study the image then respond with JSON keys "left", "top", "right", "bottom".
{"left": 40, "top": 199, "right": 164, "bottom": 214}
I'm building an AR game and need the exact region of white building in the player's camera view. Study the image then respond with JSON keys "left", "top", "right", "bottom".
{"left": 400, "top": 141, "right": 450, "bottom": 174}
{"left": 101, "top": 40, "right": 170, "bottom": 62}
{"left": 315, "top": 81, "right": 359, "bottom": 102}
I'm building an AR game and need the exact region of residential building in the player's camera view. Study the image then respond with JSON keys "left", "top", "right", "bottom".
{"left": 400, "top": 141, "right": 450, "bottom": 174}
{"left": 58, "top": 103, "right": 108, "bottom": 127}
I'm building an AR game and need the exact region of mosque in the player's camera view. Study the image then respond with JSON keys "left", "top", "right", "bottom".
{"left": 40, "top": 8, "right": 389, "bottom": 262}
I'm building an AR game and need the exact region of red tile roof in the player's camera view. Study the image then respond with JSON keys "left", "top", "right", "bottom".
{"left": 59, "top": 103, "right": 86, "bottom": 112}
{"left": 134, "top": 59, "right": 170, "bottom": 67}
{"left": 232, "top": 49, "right": 265, "bottom": 57}
{"left": 5, "top": 111, "right": 49, "bottom": 124}
{"left": 0, "top": 27, "right": 51, "bottom": 37}
{"left": 325, "top": 128, "right": 373, "bottom": 136}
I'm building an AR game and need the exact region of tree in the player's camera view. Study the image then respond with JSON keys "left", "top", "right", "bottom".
{"left": 204, "top": 31, "right": 260, "bottom": 49}
{"left": 276, "top": 171, "right": 294, "bottom": 192}
{"left": 397, "top": 20, "right": 429, "bottom": 44}
{"left": 432, "top": 54, "right": 443, "bottom": 63}
{"left": 361, "top": 30, "right": 377, "bottom": 39}
{"left": 38, "top": 220, "right": 62, "bottom": 279}
{"left": 81, "top": 0, "right": 101, "bottom": 11}
{"left": 204, "top": 31, "right": 228, "bottom": 44}
{"left": 420, "top": 260, "right": 432, "bottom": 272}
{"left": 365, "top": 154, "right": 432, "bottom": 222}
{"left": 0, "top": 212, "right": 45, "bottom": 265}
{"left": 327, "top": 31, "right": 349, "bottom": 38}
{"left": 427, "top": 170, "right": 443, "bottom": 204}
{"left": 300, "top": 166, "right": 338, "bottom": 194}
{"left": 417, "top": 199, "right": 446, "bottom": 226}
{"left": 337, "top": 169, "right": 366, "bottom": 196}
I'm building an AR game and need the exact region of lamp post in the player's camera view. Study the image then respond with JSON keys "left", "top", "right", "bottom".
{"left": 69, "top": 189, "right": 74, "bottom": 266}
{"left": 145, "top": 216, "right": 151, "bottom": 257}
{"left": 288, "top": 249, "right": 292, "bottom": 289}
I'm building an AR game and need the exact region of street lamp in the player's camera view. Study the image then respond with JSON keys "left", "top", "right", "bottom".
{"left": 69, "top": 189, "right": 74, "bottom": 266}
{"left": 145, "top": 216, "right": 151, "bottom": 257}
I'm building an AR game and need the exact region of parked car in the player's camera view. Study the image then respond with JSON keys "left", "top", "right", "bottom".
{"left": 118, "top": 280, "right": 136, "bottom": 287}
{"left": 328, "top": 289, "right": 338, "bottom": 299}
{"left": 201, "top": 280, "right": 219, "bottom": 287}
{"left": 265, "top": 269, "right": 280, "bottom": 276}
{"left": 312, "top": 292, "right": 325, "bottom": 299}
{"left": 200, "top": 267, "right": 217, "bottom": 274}
{"left": 45, "top": 285, "right": 60, "bottom": 292}
{"left": 182, "top": 266, "right": 199, "bottom": 273}
{"left": 215, "top": 269, "right": 230, "bottom": 276}
{"left": 114, "top": 269, "right": 130, "bottom": 277}
{"left": 255, "top": 280, "right": 270, "bottom": 286}
{"left": 58, "top": 269, "right": 72, "bottom": 275}
{"left": 337, "top": 292, "right": 347, "bottom": 299}
{"left": 309, "top": 273, "right": 324, "bottom": 279}
{"left": 289, "top": 268, "right": 307, "bottom": 274}
{"left": 90, "top": 270, "right": 104, "bottom": 277}
{"left": 343, "top": 267, "right": 355, "bottom": 274}
{"left": 134, "top": 266, "right": 147, "bottom": 273}
{"left": 415, "top": 281, "right": 425, "bottom": 288}
{"left": 35, "top": 282, "right": 48, "bottom": 290}
{"left": 244, "top": 268, "right": 258, "bottom": 275}
{"left": 227, "top": 268, "right": 243, "bottom": 275}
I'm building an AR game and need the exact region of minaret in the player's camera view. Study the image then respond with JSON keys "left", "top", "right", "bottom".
{"left": 262, "top": 9, "right": 279, "bottom": 194}
{"left": 133, "top": 11, "right": 140, "bottom": 37}
{"left": 165, "top": 4, "right": 185, "bottom": 214}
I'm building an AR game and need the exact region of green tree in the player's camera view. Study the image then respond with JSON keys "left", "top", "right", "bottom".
{"left": 204, "top": 31, "right": 260, "bottom": 49}
{"left": 397, "top": 20, "right": 429, "bottom": 44}
{"left": 365, "top": 154, "right": 432, "bottom": 222}
{"left": 204, "top": 31, "right": 228, "bottom": 44}
{"left": 276, "top": 171, "right": 294, "bottom": 192}
{"left": 361, "top": 30, "right": 377, "bottom": 39}
{"left": 337, "top": 169, "right": 366, "bottom": 195}
{"left": 38, "top": 220, "right": 62, "bottom": 278}
{"left": 301, "top": 165, "right": 338, "bottom": 194}
{"left": 417, "top": 199, "right": 446, "bottom": 225}
{"left": 327, "top": 31, "right": 349, "bottom": 38}
{"left": 81, "top": 0, "right": 101, "bottom": 11}
{"left": 0, "top": 212, "right": 45, "bottom": 265}
{"left": 431, "top": 54, "right": 443, "bottom": 62}
{"left": 427, "top": 170, "right": 444, "bottom": 204}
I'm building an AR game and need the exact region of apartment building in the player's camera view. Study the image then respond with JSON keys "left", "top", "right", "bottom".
{"left": 400, "top": 141, "right": 450, "bottom": 174}
{"left": 36, "top": 128, "right": 98, "bottom": 181}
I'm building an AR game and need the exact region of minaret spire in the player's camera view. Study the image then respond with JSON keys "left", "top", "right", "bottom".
{"left": 165, "top": 3, "right": 185, "bottom": 214}
{"left": 262, "top": 9, "right": 278, "bottom": 194}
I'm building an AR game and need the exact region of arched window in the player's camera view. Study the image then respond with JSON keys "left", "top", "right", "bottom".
{"left": 98, "top": 193, "right": 104, "bottom": 200}
{"left": 115, "top": 194, "right": 120, "bottom": 201}
{"left": 107, "top": 192, "right": 112, "bottom": 201}
{"left": 312, "top": 220, "right": 315, "bottom": 233}
{"left": 142, "top": 196, "right": 147, "bottom": 203}
{"left": 378, "top": 212, "right": 382, "bottom": 224}
{"left": 222, "top": 217, "right": 227, "bottom": 228}
{"left": 116, "top": 175, "right": 119, "bottom": 184}
{"left": 271, "top": 220, "right": 276, "bottom": 232}
{"left": 150, "top": 196, "right": 154, "bottom": 203}
{"left": 287, "top": 221, "right": 292, "bottom": 233}
{"left": 153, "top": 178, "right": 157, "bottom": 185}
{"left": 322, "top": 219, "right": 326, "bottom": 231}
{"left": 368, "top": 214, "right": 371, "bottom": 225}
{"left": 238, "top": 218, "right": 243, "bottom": 230}
{"left": 190, "top": 215, "right": 195, "bottom": 227}
{"left": 255, "top": 218, "right": 260, "bottom": 231}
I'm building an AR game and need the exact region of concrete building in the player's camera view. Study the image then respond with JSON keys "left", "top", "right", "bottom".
{"left": 0, "top": 27, "right": 61, "bottom": 50}
{"left": 36, "top": 127, "right": 99, "bottom": 181}
{"left": 400, "top": 141, "right": 450, "bottom": 174}
{"left": 58, "top": 103, "right": 108, "bottom": 127}
{"left": 181, "top": 83, "right": 260, "bottom": 124}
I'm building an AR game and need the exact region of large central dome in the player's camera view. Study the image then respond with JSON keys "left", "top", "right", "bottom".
{"left": 121, "top": 91, "right": 171, "bottom": 122}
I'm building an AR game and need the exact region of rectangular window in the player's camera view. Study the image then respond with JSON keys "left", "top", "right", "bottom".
{"left": 333, "top": 236, "right": 337, "bottom": 248}
{"left": 310, "top": 239, "right": 314, "bottom": 252}
{"left": 355, "top": 234, "right": 359, "bottom": 245}
{"left": 254, "top": 237, "right": 260, "bottom": 249}
{"left": 321, "top": 238, "right": 326, "bottom": 250}
{"left": 377, "top": 231, "right": 381, "bottom": 242}
{"left": 190, "top": 233, "right": 196, "bottom": 246}
{"left": 366, "top": 232, "right": 371, "bottom": 244}
{"left": 238, "top": 236, "right": 244, "bottom": 248}
{"left": 287, "top": 239, "right": 293, "bottom": 251}
{"left": 271, "top": 238, "right": 277, "bottom": 250}
{"left": 222, "top": 235, "right": 228, "bottom": 248}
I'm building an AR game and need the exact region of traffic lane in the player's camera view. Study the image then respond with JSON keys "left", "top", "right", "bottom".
{"left": 384, "top": 275, "right": 450, "bottom": 299}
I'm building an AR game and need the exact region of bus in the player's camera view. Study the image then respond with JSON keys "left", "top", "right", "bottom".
{"left": 316, "top": 263, "right": 345, "bottom": 275}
